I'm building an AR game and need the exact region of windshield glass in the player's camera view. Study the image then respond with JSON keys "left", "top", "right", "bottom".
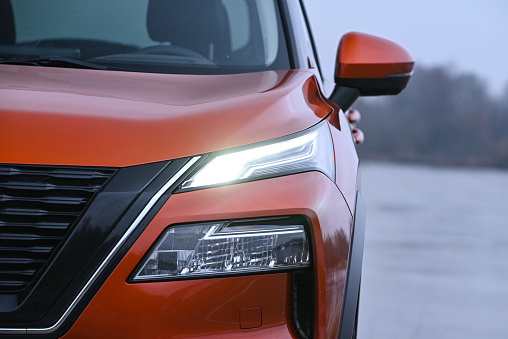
{"left": 0, "top": 0, "right": 290, "bottom": 74}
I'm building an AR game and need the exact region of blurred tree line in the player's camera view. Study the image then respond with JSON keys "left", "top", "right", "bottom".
{"left": 354, "top": 65, "right": 508, "bottom": 168}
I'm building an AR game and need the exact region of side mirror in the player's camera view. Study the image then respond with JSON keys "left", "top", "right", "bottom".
{"left": 330, "top": 32, "right": 414, "bottom": 109}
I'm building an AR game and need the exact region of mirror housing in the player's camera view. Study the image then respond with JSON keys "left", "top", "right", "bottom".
{"left": 330, "top": 32, "right": 414, "bottom": 109}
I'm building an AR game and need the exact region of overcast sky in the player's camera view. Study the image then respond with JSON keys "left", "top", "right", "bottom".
{"left": 303, "top": 0, "right": 508, "bottom": 96}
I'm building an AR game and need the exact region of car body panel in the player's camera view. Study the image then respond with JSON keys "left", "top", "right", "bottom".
{"left": 0, "top": 66, "right": 330, "bottom": 167}
{"left": 327, "top": 110, "right": 359, "bottom": 215}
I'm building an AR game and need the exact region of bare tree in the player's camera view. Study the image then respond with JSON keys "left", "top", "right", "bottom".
{"left": 354, "top": 66, "right": 508, "bottom": 168}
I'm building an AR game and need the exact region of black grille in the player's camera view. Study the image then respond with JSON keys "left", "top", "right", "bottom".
{"left": 0, "top": 164, "right": 115, "bottom": 292}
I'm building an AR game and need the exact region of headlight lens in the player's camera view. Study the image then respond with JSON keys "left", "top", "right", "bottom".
{"left": 131, "top": 217, "right": 310, "bottom": 281}
{"left": 180, "top": 122, "right": 335, "bottom": 190}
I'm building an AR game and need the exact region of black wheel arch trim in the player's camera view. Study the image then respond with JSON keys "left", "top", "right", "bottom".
{"left": 338, "top": 191, "right": 366, "bottom": 339}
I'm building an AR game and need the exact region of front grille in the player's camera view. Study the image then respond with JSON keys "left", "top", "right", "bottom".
{"left": 0, "top": 164, "right": 115, "bottom": 292}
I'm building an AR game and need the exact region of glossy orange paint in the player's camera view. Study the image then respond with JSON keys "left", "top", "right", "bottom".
{"left": 64, "top": 171, "right": 352, "bottom": 338}
{"left": 0, "top": 66, "right": 327, "bottom": 167}
{"left": 335, "top": 32, "right": 414, "bottom": 79}
{"left": 302, "top": 76, "right": 334, "bottom": 119}
{"left": 327, "top": 109, "right": 359, "bottom": 216}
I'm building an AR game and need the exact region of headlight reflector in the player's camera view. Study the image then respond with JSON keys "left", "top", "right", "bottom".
{"left": 132, "top": 217, "right": 310, "bottom": 281}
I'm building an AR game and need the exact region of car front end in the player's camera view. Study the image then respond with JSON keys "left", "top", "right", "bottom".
{"left": 0, "top": 0, "right": 412, "bottom": 338}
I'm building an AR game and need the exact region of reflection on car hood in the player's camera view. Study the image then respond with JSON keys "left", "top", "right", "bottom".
{"left": 0, "top": 66, "right": 331, "bottom": 167}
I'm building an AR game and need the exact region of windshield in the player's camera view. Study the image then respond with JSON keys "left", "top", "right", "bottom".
{"left": 0, "top": 0, "right": 290, "bottom": 74}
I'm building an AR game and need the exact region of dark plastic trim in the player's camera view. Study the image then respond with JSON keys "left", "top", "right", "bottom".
{"left": 329, "top": 86, "right": 360, "bottom": 112}
{"left": 336, "top": 73, "right": 412, "bottom": 96}
{"left": 338, "top": 191, "right": 366, "bottom": 339}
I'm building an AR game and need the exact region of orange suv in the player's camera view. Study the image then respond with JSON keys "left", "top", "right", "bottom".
{"left": 0, "top": 0, "right": 413, "bottom": 338}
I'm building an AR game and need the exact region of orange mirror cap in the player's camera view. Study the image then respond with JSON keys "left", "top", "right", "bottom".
{"left": 335, "top": 32, "right": 414, "bottom": 79}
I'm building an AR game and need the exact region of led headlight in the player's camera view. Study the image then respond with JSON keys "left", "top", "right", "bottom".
{"left": 181, "top": 121, "right": 335, "bottom": 190}
{"left": 132, "top": 217, "right": 310, "bottom": 281}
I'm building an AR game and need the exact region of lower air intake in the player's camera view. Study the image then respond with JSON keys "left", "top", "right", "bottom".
{"left": 292, "top": 270, "right": 314, "bottom": 339}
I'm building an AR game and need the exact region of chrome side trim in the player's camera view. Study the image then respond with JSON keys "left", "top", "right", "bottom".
{"left": 0, "top": 156, "right": 200, "bottom": 335}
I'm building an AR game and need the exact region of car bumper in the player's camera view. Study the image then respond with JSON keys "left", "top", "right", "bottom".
{"left": 62, "top": 171, "right": 353, "bottom": 338}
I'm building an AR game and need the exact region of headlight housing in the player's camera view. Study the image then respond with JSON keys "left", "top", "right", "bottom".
{"left": 180, "top": 121, "right": 335, "bottom": 191}
{"left": 131, "top": 216, "right": 310, "bottom": 281}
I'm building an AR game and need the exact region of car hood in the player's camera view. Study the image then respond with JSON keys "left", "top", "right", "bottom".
{"left": 0, "top": 66, "right": 331, "bottom": 167}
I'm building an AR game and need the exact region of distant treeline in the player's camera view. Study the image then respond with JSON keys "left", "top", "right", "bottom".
{"left": 353, "top": 65, "right": 508, "bottom": 168}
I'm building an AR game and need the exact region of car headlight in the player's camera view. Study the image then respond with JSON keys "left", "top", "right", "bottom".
{"left": 180, "top": 121, "right": 335, "bottom": 191}
{"left": 131, "top": 216, "right": 310, "bottom": 281}
{"left": 130, "top": 122, "right": 333, "bottom": 282}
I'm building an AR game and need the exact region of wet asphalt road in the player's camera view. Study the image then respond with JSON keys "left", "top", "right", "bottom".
{"left": 357, "top": 162, "right": 508, "bottom": 339}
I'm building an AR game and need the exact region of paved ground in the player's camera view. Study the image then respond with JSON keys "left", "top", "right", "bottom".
{"left": 357, "top": 162, "right": 508, "bottom": 339}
